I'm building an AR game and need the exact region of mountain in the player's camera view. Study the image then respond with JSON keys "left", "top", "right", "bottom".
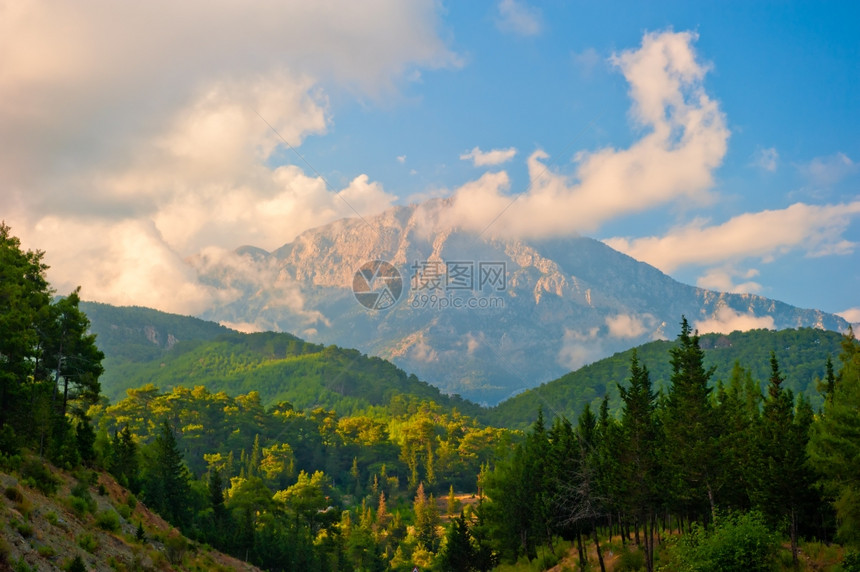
{"left": 190, "top": 202, "right": 849, "bottom": 405}
{"left": 486, "top": 327, "right": 844, "bottom": 429}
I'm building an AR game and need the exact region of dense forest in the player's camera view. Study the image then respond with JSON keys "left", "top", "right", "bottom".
{"left": 3, "top": 223, "right": 860, "bottom": 571}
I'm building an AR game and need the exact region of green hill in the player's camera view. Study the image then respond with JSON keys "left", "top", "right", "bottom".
{"left": 486, "top": 327, "right": 844, "bottom": 429}
{"left": 82, "top": 302, "right": 482, "bottom": 417}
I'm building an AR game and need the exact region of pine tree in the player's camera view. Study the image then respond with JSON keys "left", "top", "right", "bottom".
{"left": 439, "top": 512, "right": 476, "bottom": 571}
{"left": 755, "top": 352, "right": 810, "bottom": 562}
{"left": 662, "top": 316, "right": 719, "bottom": 520}
{"left": 142, "top": 421, "right": 192, "bottom": 528}
{"left": 617, "top": 350, "right": 660, "bottom": 572}
{"left": 809, "top": 329, "right": 860, "bottom": 547}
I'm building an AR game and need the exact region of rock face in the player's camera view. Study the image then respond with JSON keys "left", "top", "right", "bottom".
{"left": 192, "top": 202, "right": 848, "bottom": 405}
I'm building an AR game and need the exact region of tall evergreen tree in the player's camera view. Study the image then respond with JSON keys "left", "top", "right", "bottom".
{"left": 809, "top": 328, "right": 860, "bottom": 547}
{"left": 755, "top": 352, "right": 815, "bottom": 562}
{"left": 143, "top": 421, "right": 192, "bottom": 528}
{"left": 439, "top": 512, "right": 476, "bottom": 572}
{"left": 617, "top": 351, "right": 660, "bottom": 571}
{"left": 662, "top": 316, "right": 719, "bottom": 520}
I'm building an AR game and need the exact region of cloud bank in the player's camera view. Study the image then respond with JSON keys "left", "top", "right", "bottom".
{"left": 604, "top": 201, "right": 860, "bottom": 274}
{"left": 1, "top": 0, "right": 455, "bottom": 312}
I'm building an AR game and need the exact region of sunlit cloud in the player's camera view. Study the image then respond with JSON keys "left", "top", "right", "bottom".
{"left": 837, "top": 308, "right": 860, "bottom": 326}
{"left": 460, "top": 146, "right": 518, "bottom": 167}
{"left": 696, "top": 266, "right": 763, "bottom": 294}
{"left": 0, "top": 0, "right": 456, "bottom": 315}
{"left": 695, "top": 306, "right": 775, "bottom": 335}
{"left": 441, "top": 30, "right": 728, "bottom": 238}
{"left": 605, "top": 201, "right": 860, "bottom": 273}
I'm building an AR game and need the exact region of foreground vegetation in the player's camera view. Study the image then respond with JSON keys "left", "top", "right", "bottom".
{"left": 3, "top": 223, "right": 860, "bottom": 571}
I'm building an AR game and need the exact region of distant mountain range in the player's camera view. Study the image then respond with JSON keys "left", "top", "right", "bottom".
{"left": 185, "top": 202, "right": 847, "bottom": 405}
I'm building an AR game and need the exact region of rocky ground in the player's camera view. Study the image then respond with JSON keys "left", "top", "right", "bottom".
{"left": 0, "top": 456, "right": 259, "bottom": 571}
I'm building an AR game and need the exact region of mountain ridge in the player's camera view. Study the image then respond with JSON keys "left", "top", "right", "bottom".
{"left": 189, "top": 203, "right": 847, "bottom": 404}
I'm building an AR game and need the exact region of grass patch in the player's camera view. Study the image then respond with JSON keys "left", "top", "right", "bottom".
{"left": 36, "top": 545, "right": 56, "bottom": 558}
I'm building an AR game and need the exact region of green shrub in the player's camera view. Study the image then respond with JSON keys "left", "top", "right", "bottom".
{"left": 0, "top": 453, "right": 22, "bottom": 472}
{"left": 117, "top": 504, "right": 131, "bottom": 519}
{"left": 671, "top": 511, "right": 779, "bottom": 572}
{"left": 65, "top": 555, "right": 88, "bottom": 572}
{"left": 37, "top": 545, "right": 55, "bottom": 558}
{"left": 616, "top": 546, "right": 646, "bottom": 571}
{"left": 844, "top": 552, "right": 860, "bottom": 572}
{"left": 45, "top": 511, "right": 59, "bottom": 526}
{"left": 165, "top": 531, "right": 188, "bottom": 565}
{"left": 125, "top": 494, "right": 137, "bottom": 510}
{"left": 95, "top": 509, "right": 120, "bottom": 532}
{"left": 67, "top": 495, "right": 91, "bottom": 517}
{"left": 12, "top": 558, "right": 35, "bottom": 572}
{"left": 11, "top": 519, "right": 33, "bottom": 538}
{"left": 21, "top": 459, "right": 59, "bottom": 495}
{"left": 77, "top": 532, "right": 98, "bottom": 553}
{"left": 69, "top": 479, "right": 96, "bottom": 515}
{"left": 4, "top": 486, "right": 23, "bottom": 503}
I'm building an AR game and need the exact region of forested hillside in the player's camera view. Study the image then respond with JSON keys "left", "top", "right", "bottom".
{"left": 489, "top": 327, "right": 844, "bottom": 429}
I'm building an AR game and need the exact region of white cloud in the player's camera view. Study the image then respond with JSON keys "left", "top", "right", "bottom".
{"left": 460, "top": 146, "right": 518, "bottom": 167}
{"left": 694, "top": 306, "right": 775, "bottom": 335}
{"left": 496, "top": 0, "right": 542, "bottom": 37}
{"left": 800, "top": 152, "right": 858, "bottom": 186}
{"left": 696, "top": 266, "right": 763, "bottom": 294}
{"left": 605, "top": 313, "right": 656, "bottom": 339}
{"left": 0, "top": 0, "right": 455, "bottom": 315}
{"left": 557, "top": 327, "right": 603, "bottom": 371}
{"left": 753, "top": 147, "right": 779, "bottom": 172}
{"left": 442, "top": 30, "right": 728, "bottom": 238}
{"left": 837, "top": 308, "right": 860, "bottom": 325}
{"left": 605, "top": 201, "right": 860, "bottom": 273}
{"left": 397, "top": 155, "right": 407, "bottom": 164}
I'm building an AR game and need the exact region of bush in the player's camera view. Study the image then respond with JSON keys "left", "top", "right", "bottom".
{"left": 21, "top": 459, "right": 59, "bottom": 495}
{"left": 671, "top": 511, "right": 779, "bottom": 572}
{"left": 45, "top": 511, "right": 59, "bottom": 526}
{"left": 69, "top": 479, "right": 96, "bottom": 515}
{"left": 616, "top": 546, "right": 646, "bottom": 571}
{"left": 77, "top": 532, "right": 98, "bottom": 553}
{"left": 4, "top": 486, "right": 23, "bottom": 503}
{"left": 844, "top": 552, "right": 860, "bottom": 572}
{"left": 37, "top": 545, "right": 55, "bottom": 558}
{"left": 11, "top": 519, "right": 33, "bottom": 538}
{"left": 95, "top": 509, "right": 120, "bottom": 532}
{"left": 65, "top": 555, "right": 88, "bottom": 572}
{"left": 126, "top": 494, "right": 137, "bottom": 510}
{"left": 118, "top": 504, "right": 131, "bottom": 519}
{"left": 165, "top": 531, "right": 188, "bottom": 565}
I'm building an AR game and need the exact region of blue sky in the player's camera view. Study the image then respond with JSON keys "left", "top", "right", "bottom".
{"left": 2, "top": 1, "right": 858, "bottom": 325}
